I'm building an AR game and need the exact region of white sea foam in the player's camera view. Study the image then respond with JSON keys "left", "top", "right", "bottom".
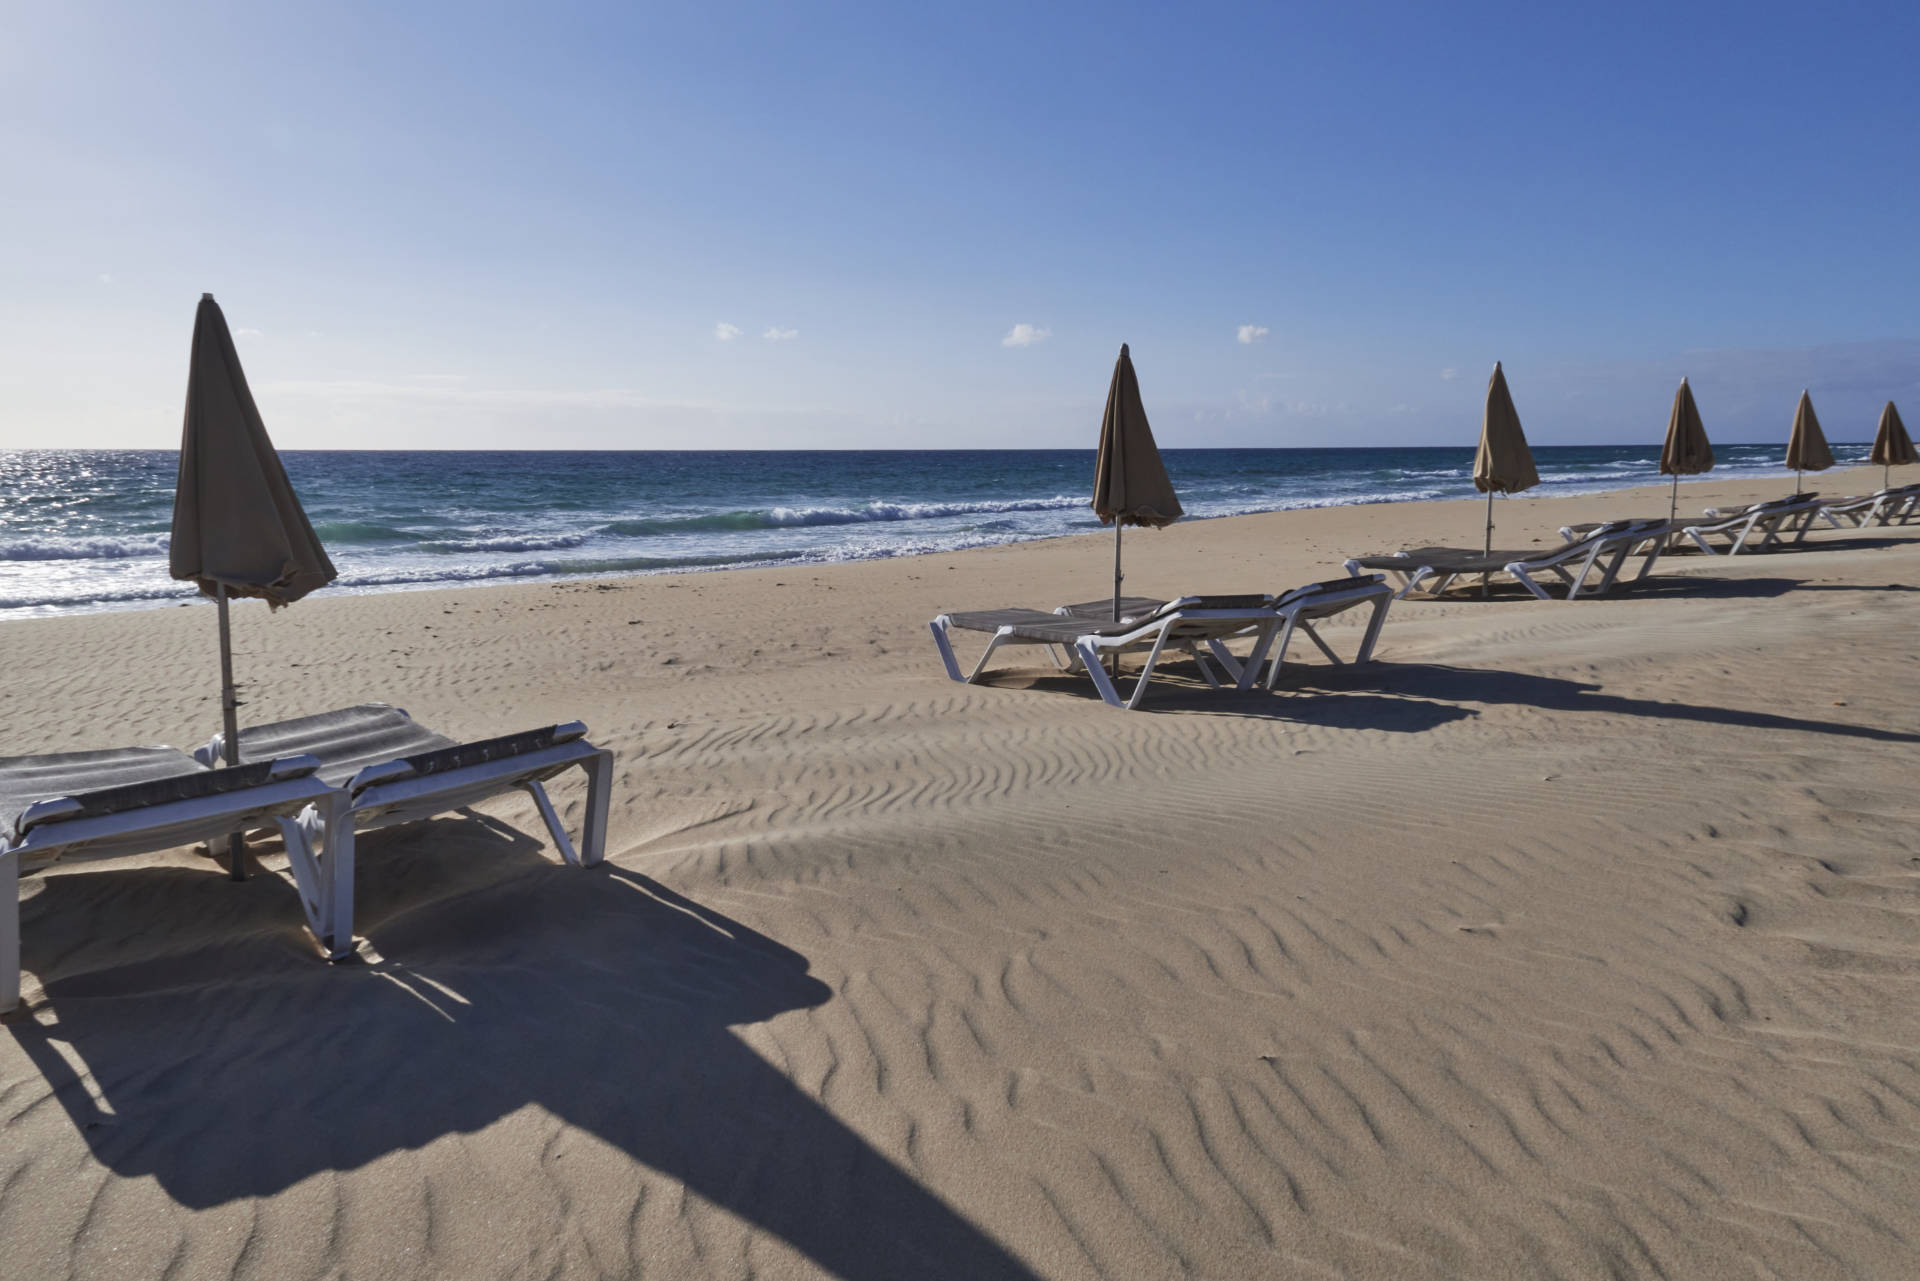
{"left": 0, "top": 535, "right": 170, "bottom": 562}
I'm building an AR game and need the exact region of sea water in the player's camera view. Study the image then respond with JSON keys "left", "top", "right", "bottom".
{"left": 0, "top": 443, "right": 1874, "bottom": 616}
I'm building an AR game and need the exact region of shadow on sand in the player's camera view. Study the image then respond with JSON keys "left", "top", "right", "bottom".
{"left": 9, "top": 821, "right": 1039, "bottom": 1281}
{"left": 987, "top": 646, "right": 1920, "bottom": 743}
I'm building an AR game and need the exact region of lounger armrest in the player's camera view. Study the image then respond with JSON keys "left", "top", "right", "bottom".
{"left": 12, "top": 754, "right": 322, "bottom": 839}
{"left": 350, "top": 723, "right": 597, "bottom": 797}
{"left": 1272, "top": 574, "right": 1386, "bottom": 607}
{"left": 267, "top": 753, "right": 323, "bottom": 781}
{"left": 347, "top": 760, "right": 418, "bottom": 795}
{"left": 16, "top": 796, "right": 86, "bottom": 832}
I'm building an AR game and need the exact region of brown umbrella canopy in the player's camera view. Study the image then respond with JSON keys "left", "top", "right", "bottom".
{"left": 1092, "top": 344, "right": 1183, "bottom": 528}
{"left": 1660, "top": 378, "right": 1714, "bottom": 477}
{"left": 1472, "top": 362, "right": 1539, "bottom": 495}
{"left": 1871, "top": 401, "right": 1916, "bottom": 468}
{"left": 170, "top": 294, "right": 337, "bottom": 607}
{"left": 1783, "top": 389, "right": 1834, "bottom": 478}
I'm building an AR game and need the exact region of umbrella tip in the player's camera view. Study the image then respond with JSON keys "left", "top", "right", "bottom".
{"left": 202, "top": 292, "right": 214, "bottom": 301}
{"left": 1119, "top": 342, "right": 1129, "bottom": 355}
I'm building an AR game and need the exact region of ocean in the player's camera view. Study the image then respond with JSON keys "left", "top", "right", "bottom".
{"left": 0, "top": 443, "right": 1875, "bottom": 617}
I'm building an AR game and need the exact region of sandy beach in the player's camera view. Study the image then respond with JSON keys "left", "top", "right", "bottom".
{"left": 3, "top": 464, "right": 1918, "bottom": 1280}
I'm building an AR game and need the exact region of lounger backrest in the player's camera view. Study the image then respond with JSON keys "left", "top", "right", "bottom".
{"left": 346, "top": 723, "right": 590, "bottom": 796}
{"left": 1154, "top": 594, "right": 1270, "bottom": 615}
{"left": 1272, "top": 574, "right": 1384, "bottom": 608}
{"left": 13, "top": 754, "right": 321, "bottom": 840}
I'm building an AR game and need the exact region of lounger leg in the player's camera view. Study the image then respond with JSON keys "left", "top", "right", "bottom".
{"left": 1301, "top": 622, "right": 1342, "bottom": 664}
{"left": 1264, "top": 614, "right": 1304, "bottom": 689}
{"left": 322, "top": 793, "right": 355, "bottom": 957}
{"left": 1237, "top": 618, "right": 1282, "bottom": 691}
{"left": 1124, "top": 628, "right": 1176, "bottom": 711}
{"left": 2, "top": 853, "right": 18, "bottom": 1015}
{"left": 278, "top": 795, "right": 355, "bottom": 960}
{"left": 523, "top": 780, "right": 586, "bottom": 867}
{"left": 1076, "top": 639, "right": 1124, "bottom": 708}
{"left": 1355, "top": 595, "right": 1390, "bottom": 663}
{"left": 1188, "top": 644, "right": 1224, "bottom": 690}
{"left": 583, "top": 750, "right": 613, "bottom": 866}
{"left": 1203, "top": 638, "right": 1245, "bottom": 685}
{"left": 928, "top": 618, "right": 966, "bottom": 682}
{"left": 967, "top": 632, "right": 1013, "bottom": 683}
{"left": 1511, "top": 566, "right": 1554, "bottom": 602}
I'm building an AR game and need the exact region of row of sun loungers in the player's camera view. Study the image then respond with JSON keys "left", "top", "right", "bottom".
{"left": 930, "top": 483, "right": 1917, "bottom": 713}
{"left": 2, "top": 704, "right": 612, "bottom": 1012}
{"left": 930, "top": 576, "right": 1394, "bottom": 711}
{"left": 1347, "top": 517, "right": 1670, "bottom": 601}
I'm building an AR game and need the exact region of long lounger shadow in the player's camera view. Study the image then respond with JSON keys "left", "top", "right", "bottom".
{"left": 1287, "top": 663, "right": 1920, "bottom": 744}
{"left": 11, "top": 844, "right": 1041, "bottom": 1281}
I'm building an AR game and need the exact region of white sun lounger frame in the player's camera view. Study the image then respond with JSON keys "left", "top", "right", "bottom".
{"left": 198, "top": 716, "right": 613, "bottom": 958}
{"left": 1255, "top": 577, "right": 1395, "bottom": 688}
{"left": 930, "top": 601, "right": 1283, "bottom": 711}
{"left": 3, "top": 756, "right": 344, "bottom": 1013}
{"left": 1819, "top": 485, "right": 1920, "bottom": 528}
{"left": 1679, "top": 496, "right": 1824, "bottom": 555}
{"left": 1346, "top": 521, "right": 1666, "bottom": 602}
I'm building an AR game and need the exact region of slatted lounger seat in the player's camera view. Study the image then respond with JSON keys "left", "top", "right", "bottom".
{"left": 1060, "top": 575, "right": 1395, "bottom": 690}
{"left": 203, "top": 703, "right": 614, "bottom": 953}
{"left": 2, "top": 746, "right": 340, "bottom": 1012}
{"left": 1345, "top": 519, "right": 1667, "bottom": 601}
{"left": 1681, "top": 493, "right": 1823, "bottom": 555}
{"left": 929, "top": 595, "right": 1279, "bottom": 711}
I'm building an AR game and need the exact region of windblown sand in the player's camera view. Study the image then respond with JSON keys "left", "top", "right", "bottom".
{"left": 3, "top": 466, "right": 1918, "bottom": 1280}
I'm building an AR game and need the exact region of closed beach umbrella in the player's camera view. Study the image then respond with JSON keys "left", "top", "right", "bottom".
{"left": 1870, "top": 400, "right": 1915, "bottom": 490}
{"left": 1783, "top": 389, "right": 1834, "bottom": 490}
{"left": 1472, "top": 362, "right": 1538, "bottom": 589}
{"left": 1092, "top": 343, "right": 1182, "bottom": 621}
{"left": 170, "top": 292, "right": 337, "bottom": 877}
{"left": 1658, "top": 376, "right": 1714, "bottom": 523}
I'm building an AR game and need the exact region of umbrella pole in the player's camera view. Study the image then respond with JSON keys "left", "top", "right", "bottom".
{"left": 1481, "top": 490, "right": 1494, "bottom": 597}
{"left": 216, "top": 585, "right": 246, "bottom": 882}
{"left": 1669, "top": 474, "right": 1679, "bottom": 526}
{"left": 1110, "top": 522, "right": 1123, "bottom": 677}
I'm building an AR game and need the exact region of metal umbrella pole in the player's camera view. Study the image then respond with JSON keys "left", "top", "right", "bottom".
{"left": 1481, "top": 490, "right": 1495, "bottom": 597}
{"left": 215, "top": 585, "right": 245, "bottom": 881}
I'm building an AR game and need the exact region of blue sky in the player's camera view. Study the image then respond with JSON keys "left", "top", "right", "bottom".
{"left": 4, "top": 1, "right": 1916, "bottom": 449}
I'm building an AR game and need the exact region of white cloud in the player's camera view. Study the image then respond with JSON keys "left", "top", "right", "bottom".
{"left": 97, "top": 272, "right": 115, "bottom": 285}
{"left": 714, "top": 321, "right": 742, "bottom": 342}
{"left": 762, "top": 327, "right": 798, "bottom": 341}
{"left": 1237, "top": 324, "right": 1269, "bottom": 345}
{"left": 236, "top": 327, "right": 264, "bottom": 339}
{"left": 1001, "top": 323, "right": 1051, "bottom": 348}
{"left": 1440, "top": 367, "right": 1458, "bottom": 381}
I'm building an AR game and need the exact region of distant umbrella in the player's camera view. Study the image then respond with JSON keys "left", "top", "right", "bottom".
{"left": 170, "top": 293, "right": 337, "bottom": 878}
{"left": 1092, "top": 343, "right": 1183, "bottom": 622}
{"left": 1870, "top": 401, "right": 1915, "bottom": 490}
{"left": 1783, "top": 389, "right": 1834, "bottom": 491}
{"left": 1658, "top": 377, "right": 1714, "bottom": 523}
{"left": 1472, "top": 362, "right": 1538, "bottom": 591}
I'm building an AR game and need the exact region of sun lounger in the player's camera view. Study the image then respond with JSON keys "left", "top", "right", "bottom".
{"left": 202, "top": 704, "right": 614, "bottom": 949}
{"left": 1819, "top": 485, "right": 1920, "bottom": 528}
{"left": 929, "top": 595, "right": 1279, "bottom": 710}
{"left": 1681, "top": 493, "right": 1823, "bottom": 555}
{"left": 1345, "top": 519, "right": 1666, "bottom": 601}
{"left": 1059, "top": 575, "right": 1394, "bottom": 689}
{"left": 2, "top": 746, "right": 341, "bottom": 1012}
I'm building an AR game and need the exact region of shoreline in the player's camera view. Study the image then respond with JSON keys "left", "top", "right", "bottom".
{"left": 2, "top": 458, "right": 1898, "bottom": 620}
